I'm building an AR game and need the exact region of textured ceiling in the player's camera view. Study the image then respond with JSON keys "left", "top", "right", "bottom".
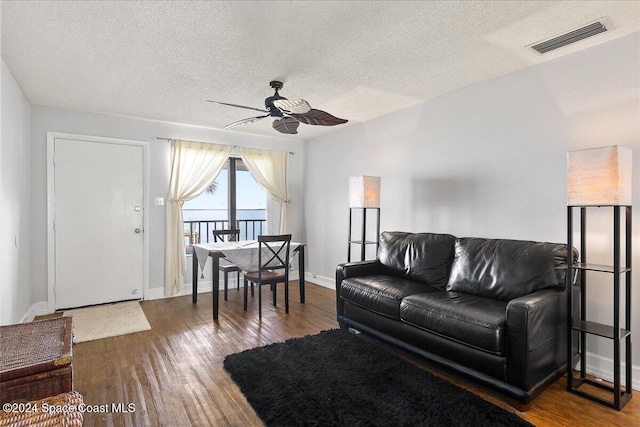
{"left": 2, "top": 1, "right": 639, "bottom": 141}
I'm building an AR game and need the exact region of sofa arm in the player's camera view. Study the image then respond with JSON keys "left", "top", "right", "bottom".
{"left": 336, "top": 260, "right": 383, "bottom": 317}
{"left": 337, "top": 260, "right": 383, "bottom": 281}
{"left": 506, "top": 288, "right": 567, "bottom": 390}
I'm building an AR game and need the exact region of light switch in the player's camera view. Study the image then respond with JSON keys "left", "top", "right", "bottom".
{"left": 154, "top": 197, "right": 164, "bottom": 206}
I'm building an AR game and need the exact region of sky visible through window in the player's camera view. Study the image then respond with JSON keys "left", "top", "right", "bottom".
{"left": 182, "top": 168, "right": 267, "bottom": 221}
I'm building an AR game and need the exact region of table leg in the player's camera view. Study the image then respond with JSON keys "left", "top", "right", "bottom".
{"left": 299, "top": 246, "right": 305, "bottom": 303}
{"left": 212, "top": 255, "right": 220, "bottom": 320}
{"left": 192, "top": 249, "right": 198, "bottom": 304}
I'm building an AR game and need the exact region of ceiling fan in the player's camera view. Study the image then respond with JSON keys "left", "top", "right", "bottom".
{"left": 208, "top": 81, "right": 348, "bottom": 135}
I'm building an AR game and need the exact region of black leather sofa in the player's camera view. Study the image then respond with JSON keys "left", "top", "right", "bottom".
{"left": 336, "top": 231, "right": 576, "bottom": 408}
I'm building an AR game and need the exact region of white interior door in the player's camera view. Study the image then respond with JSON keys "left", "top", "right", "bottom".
{"left": 53, "top": 137, "right": 145, "bottom": 309}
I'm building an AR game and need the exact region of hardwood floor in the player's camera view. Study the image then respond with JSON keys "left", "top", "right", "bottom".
{"left": 65, "top": 283, "right": 638, "bottom": 426}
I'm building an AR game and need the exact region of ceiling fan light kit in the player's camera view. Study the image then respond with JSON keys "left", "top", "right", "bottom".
{"left": 208, "top": 81, "right": 348, "bottom": 135}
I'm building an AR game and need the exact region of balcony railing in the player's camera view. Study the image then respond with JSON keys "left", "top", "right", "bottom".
{"left": 184, "top": 219, "right": 266, "bottom": 247}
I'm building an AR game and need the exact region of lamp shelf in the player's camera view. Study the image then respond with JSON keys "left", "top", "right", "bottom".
{"left": 566, "top": 204, "right": 632, "bottom": 410}
{"left": 572, "top": 262, "right": 631, "bottom": 274}
{"left": 570, "top": 378, "right": 632, "bottom": 410}
{"left": 347, "top": 207, "right": 380, "bottom": 262}
{"left": 571, "top": 320, "right": 631, "bottom": 341}
{"left": 348, "top": 240, "right": 378, "bottom": 245}
{"left": 568, "top": 204, "right": 632, "bottom": 208}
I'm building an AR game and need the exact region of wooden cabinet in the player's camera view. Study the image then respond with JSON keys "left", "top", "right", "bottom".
{"left": 0, "top": 317, "right": 73, "bottom": 403}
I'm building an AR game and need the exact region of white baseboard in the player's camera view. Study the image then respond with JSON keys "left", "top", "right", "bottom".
{"left": 20, "top": 302, "right": 51, "bottom": 323}
{"left": 24, "top": 277, "right": 640, "bottom": 392}
{"left": 146, "top": 271, "right": 301, "bottom": 301}
{"left": 145, "top": 283, "right": 210, "bottom": 300}
{"left": 579, "top": 352, "right": 640, "bottom": 391}
{"left": 305, "top": 272, "right": 335, "bottom": 289}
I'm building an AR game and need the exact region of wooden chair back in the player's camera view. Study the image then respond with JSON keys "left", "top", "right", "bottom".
{"left": 258, "top": 234, "right": 292, "bottom": 275}
{"left": 212, "top": 229, "right": 240, "bottom": 243}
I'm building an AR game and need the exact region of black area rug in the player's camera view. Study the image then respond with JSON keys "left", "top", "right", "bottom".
{"left": 224, "top": 329, "right": 533, "bottom": 427}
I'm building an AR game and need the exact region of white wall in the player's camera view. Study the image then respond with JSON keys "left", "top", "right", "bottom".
{"left": 4, "top": 23, "right": 638, "bottom": 387}
{"left": 1, "top": 59, "right": 32, "bottom": 324}
{"left": 304, "top": 32, "right": 640, "bottom": 385}
{"left": 29, "top": 107, "right": 306, "bottom": 303}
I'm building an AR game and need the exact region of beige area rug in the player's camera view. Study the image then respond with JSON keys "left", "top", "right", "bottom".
{"left": 63, "top": 301, "right": 151, "bottom": 343}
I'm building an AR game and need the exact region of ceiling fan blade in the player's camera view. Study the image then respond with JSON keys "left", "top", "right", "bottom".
{"left": 273, "top": 98, "right": 312, "bottom": 114}
{"left": 272, "top": 117, "right": 300, "bottom": 134}
{"left": 207, "top": 100, "right": 268, "bottom": 113}
{"left": 293, "top": 109, "right": 348, "bottom": 126}
{"left": 224, "top": 115, "right": 269, "bottom": 130}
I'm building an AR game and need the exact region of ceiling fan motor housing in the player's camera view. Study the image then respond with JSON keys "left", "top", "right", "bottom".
{"left": 265, "top": 81, "right": 286, "bottom": 116}
{"left": 269, "top": 80, "right": 284, "bottom": 91}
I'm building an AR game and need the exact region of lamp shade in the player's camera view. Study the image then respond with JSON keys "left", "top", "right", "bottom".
{"left": 349, "top": 176, "right": 381, "bottom": 208}
{"left": 567, "top": 145, "right": 632, "bottom": 206}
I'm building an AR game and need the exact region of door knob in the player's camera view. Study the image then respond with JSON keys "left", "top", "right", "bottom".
{"left": 135, "top": 206, "right": 141, "bottom": 212}
{"left": 135, "top": 228, "right": 142, "bottom": 234}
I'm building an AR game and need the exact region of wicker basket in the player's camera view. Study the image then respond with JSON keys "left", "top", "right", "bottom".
{"left": 0, "top": 391, "right": 83, "bottom": 427}
{"left": 1, "top": 318, "right": 73, "bottom": 404}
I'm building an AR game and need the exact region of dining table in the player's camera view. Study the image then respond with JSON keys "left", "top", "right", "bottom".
{"left": 191, "top": 240, "right": 305, "bottom": 320}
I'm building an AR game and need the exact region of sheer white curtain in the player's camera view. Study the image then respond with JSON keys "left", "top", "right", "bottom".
{"left": 165, "top": 139, "right": 232, "bottom": 296}
{"left": 239, "top": 147, "right": 290, "bottom": 233}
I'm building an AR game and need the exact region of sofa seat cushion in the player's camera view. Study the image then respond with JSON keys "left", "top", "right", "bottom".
{"left": 400, "top": 292, "right": 508, "bottom": 355}
{"left": 341, "top": 275, "right": 440, "bottom": 319}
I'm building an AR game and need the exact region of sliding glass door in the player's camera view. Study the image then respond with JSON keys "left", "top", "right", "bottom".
{"left": 182, "top": 157, "right": 267, "bottom": 246}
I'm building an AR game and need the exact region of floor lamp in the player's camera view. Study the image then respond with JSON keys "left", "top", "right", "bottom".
{"left": 566, "top": 145, "right": 633, "bottom": 410}
{"left": 348, "top": 176, "right": 380, "bottom": 262}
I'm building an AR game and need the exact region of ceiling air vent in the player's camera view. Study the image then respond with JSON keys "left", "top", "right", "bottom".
{"left": 530, "top": 20, "right": 609, "bottom": 54}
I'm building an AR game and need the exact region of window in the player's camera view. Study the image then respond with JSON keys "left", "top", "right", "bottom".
{"left": 182, "top": 157, "right": 267, "bottom": 246}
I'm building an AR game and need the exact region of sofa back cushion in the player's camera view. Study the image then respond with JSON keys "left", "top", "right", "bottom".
{"left": 378, "top": 231, "right": 456, "bottom": 290}
{"left": 446, "top": 237, "right": 570, "bottom": 301}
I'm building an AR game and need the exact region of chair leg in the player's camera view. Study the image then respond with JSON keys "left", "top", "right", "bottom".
{"left": 251, "top": 282, "right": 254, "bottom": 297}
{"left": 258, "top": 282, "right": 262, "bottom": 317}
{"left": 223, "top": 271, "right": 229, "bottom": 301}
{"left": 273, "top": 282, "right": 277, "bottom": 306}
{"left": 285, "top": 281, "right": 289, "bottom": 313}
{"left": 237, "top": 271, "right": 241, "bottom": 291}
{"left": 243, "top": 279, "right": 248, "bottom": 311}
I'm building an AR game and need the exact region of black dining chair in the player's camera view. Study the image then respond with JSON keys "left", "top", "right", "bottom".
{"left": 243, "top": 234, "right": 292, "bottom": 317}
{"left": 212, "top": 229, "right": 241, "bottom": 301}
